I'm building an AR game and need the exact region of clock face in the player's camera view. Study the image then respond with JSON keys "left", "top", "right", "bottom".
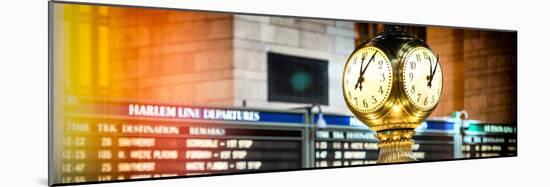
{"left": 343, "top": 46, "right": 393, "bottom": 113}
{"left": 402, "top": 47, "right": 443, "bottom": 111}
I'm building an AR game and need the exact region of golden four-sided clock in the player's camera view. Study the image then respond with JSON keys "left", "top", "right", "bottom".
{"left": 342, "top": 26, "right": 443, "bottom": 163}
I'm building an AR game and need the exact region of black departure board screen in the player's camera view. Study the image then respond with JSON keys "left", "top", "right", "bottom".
{"left": 54, "top": 99, "right": 305, "bottom": 183}
{"left": 314, "top": 128, "right": 379, "bottom": 167}
{"left": 413, "top": 133, "right": 455, "bottom": 161}
{"left": 462, "top": 123, "right": 517, "bottom": 158}
{"left": 413, "top": 120, "right": 458, "bottom": 161}
{"left": 311, "top": 115, "right": 459, "bottom": 167}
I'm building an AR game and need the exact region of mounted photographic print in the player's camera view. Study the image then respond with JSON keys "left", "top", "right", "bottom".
{"left": 49, "top": 1, "right": 517, "bottom": 185}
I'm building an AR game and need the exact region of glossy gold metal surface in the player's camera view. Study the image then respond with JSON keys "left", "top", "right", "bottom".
{"left": 342, "top": 27, "right": 442, "bottom": 163}
{"left": 376, "top": 129, "right": 416, "bottom": 163}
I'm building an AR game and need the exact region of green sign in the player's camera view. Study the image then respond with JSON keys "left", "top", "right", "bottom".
{"left": 467, "top": 123, "right": 516, "bottom": 134}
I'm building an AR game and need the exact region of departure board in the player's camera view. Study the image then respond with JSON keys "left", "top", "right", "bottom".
{"left": 462, "top": 123, "right": 517, "bottom": 158}
{"left": 55, "top": 99, "right": 305, "bottom": 183}
{"left": 413, "top": 133, "right": 455, "bottom": 161}
{"left": 314, "top": 127, "right": 378, "bottom": 167}
{"left": 413, "top": 120, "right": 457, "bottom": 161}
{"left": 52, "top": 98, "right": 512, "bottom": 184}
{"left": 311, "top": 115, "right": 459, "bottom": 167}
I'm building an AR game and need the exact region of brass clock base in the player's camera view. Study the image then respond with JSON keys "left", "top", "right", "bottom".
{"left": 375, "top": 129, "right": 417, "bottom": 163}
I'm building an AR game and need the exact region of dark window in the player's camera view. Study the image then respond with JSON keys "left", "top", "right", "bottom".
{"left": 268, "top": 52, "right": 329, "bottom": 105}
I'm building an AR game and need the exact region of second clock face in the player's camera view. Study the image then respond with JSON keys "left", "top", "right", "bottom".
{"left": 343, "top": 46, "right": 393, "bottom": 113}
{"left": 402, "top": 47, "right": 443, "bottom": 111}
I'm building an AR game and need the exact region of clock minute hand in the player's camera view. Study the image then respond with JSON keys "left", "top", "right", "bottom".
{"left": 428, "top": 55, "right": 439, "bottom": 88}
{"left": 429, "top": 57, "right": 433, "bottom": 76}
{"left": 354, "top": 51, "right": 377, "bottom": 90}
{"left": 360, "top": 51, "right": 378, "bottom": 76}
{"left": 354, "top": 53, "right": 366, "bottom": 89}
{"left": 432, "top": 55, "right": 439, "bottom": 77}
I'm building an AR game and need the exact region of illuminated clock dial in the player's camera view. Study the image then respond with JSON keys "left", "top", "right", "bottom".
{"left": 343, "top": 46, "right": 393, "bottom": 113}
{"left": 402, "top": 47, "right": 443, "bottom": 111}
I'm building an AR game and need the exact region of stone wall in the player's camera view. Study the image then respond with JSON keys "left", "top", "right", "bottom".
{"left": 428, "top": 28, "right": 517, "bottom": 123}
{"left": 105, "top": 8, "right": 235, "bottom": 106}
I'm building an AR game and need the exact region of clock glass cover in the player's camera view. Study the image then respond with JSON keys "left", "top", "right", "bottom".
{"left": 402, "top": 47, "right": 443, "bottom": 111}
{"left": 343, "top": 46, "right": 393, "bottom": 113}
